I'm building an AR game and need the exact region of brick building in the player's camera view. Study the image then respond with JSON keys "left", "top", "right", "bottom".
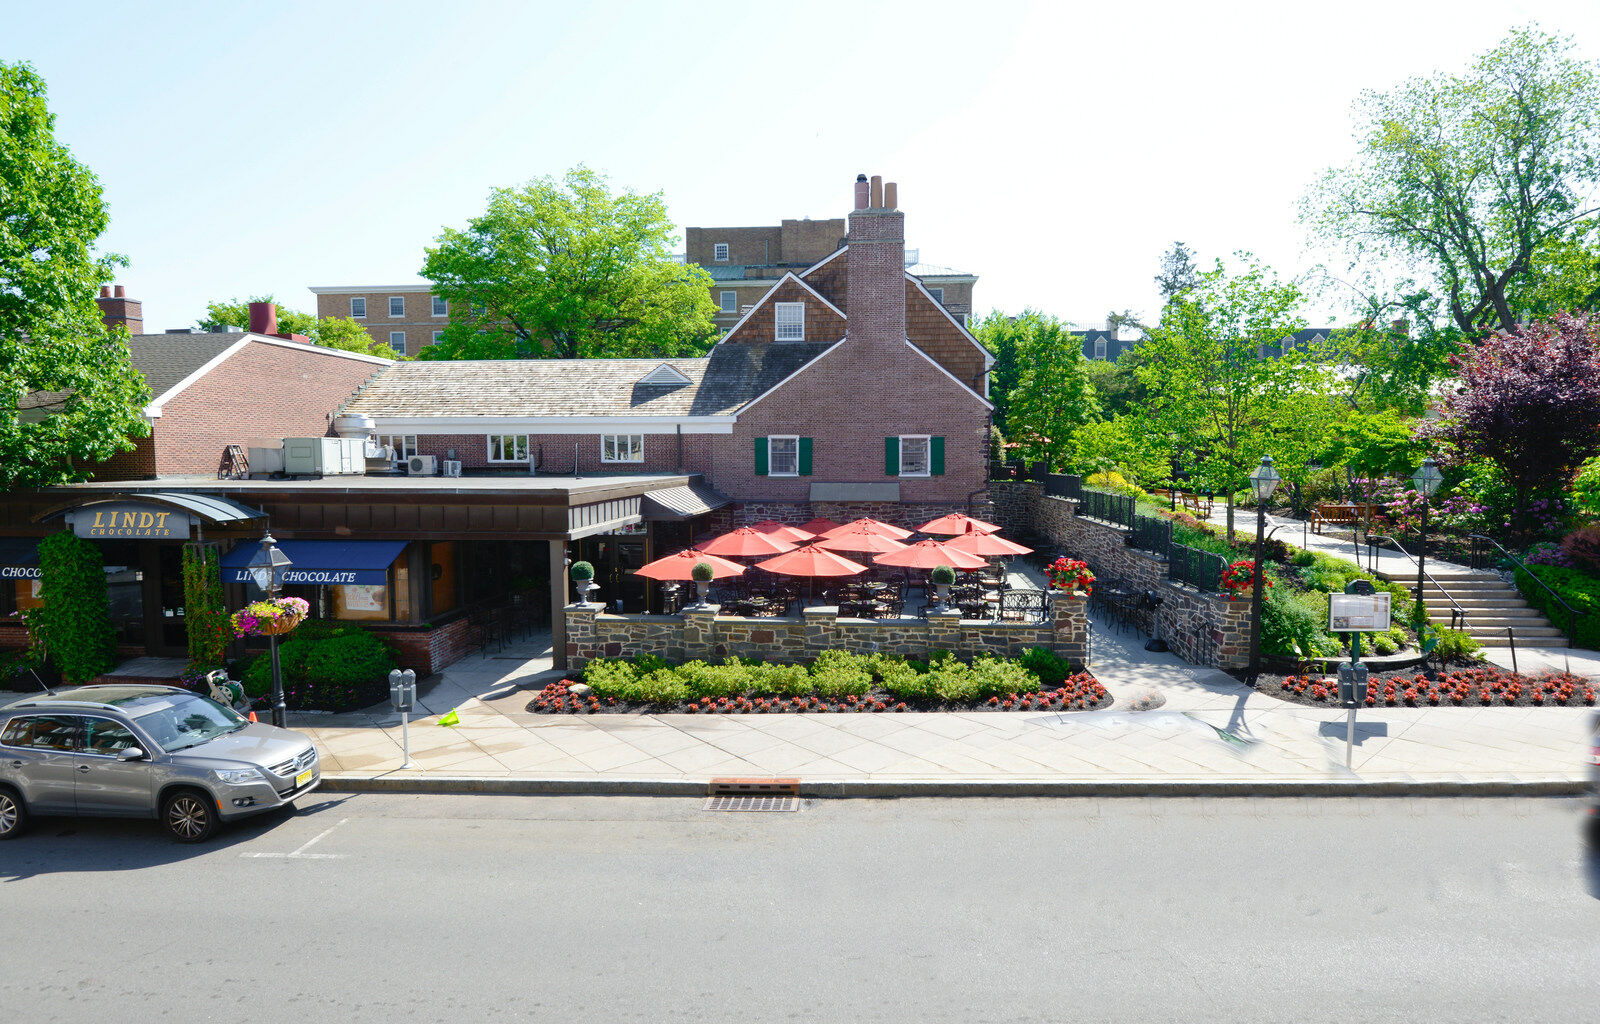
{"left": 307, "top": 283, "right": 451, "bottom": 357}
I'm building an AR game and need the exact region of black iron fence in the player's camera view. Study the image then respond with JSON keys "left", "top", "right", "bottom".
{"left": 1169, "top": 542, "right": 1226, "bottom": 593}
{"left": 1045, "top": 473, "right": 1082, "bottom": 499}
{"left": 1077, "top": 488, "right": 1135, "bottom": 528}
{"left": 999, "top": 587, "right": 1052, "bottom": 623}
{"left": 1130, "top": 515, "right": 1173, "bottom": 559}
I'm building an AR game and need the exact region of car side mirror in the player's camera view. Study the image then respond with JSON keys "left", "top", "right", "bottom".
{"left": 116, "top": 747, "right": 147, "bottom": 762}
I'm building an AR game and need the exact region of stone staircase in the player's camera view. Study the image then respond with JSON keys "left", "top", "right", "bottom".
{"left": 1376, "top": 572, "right": 1567, "bottom": 648}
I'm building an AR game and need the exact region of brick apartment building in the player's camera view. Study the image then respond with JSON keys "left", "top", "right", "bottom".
{"left": 307, "top": 283, "right": 451, "bottom": 357}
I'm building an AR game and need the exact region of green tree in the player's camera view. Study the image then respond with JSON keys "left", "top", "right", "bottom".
{"left": 1, "top": 62, "right": 149, "bottom": 488}
{"left": 1136, "top": 257, "right": 1311, "bottom": 540}
{"left": 1005, "top": 313, "right": 1099, "bottom": 469}
{"left": 1320, "top": 409, "right": 1424, "bottom": 517}
{"left": 199, "top": 297, "right": 400, "bottom": 358}
{"left": 1306, "top": 26, "right": 1600, "bottom": 337}
{"left": 1063, "top": 415, "right": 1170, "bottom": 485}
{"left": 970, "top": 309, "right": 1029, "bottom": 431}
{"left": 1154, "top": 241, "right": 1200, "bottom": 302}
{"left": 419, "top": 165, "right": 717, "bottom": 360}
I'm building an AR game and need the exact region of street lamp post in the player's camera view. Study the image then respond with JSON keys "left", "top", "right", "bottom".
{"left": 1247, "top": 456, "right": 1282, "bottom": 683}
{"left": 1411, "top": 456, "right": 1444, "bottom": 621}
{"left": 246, "top": 532, "right": 294, "bottom": 728}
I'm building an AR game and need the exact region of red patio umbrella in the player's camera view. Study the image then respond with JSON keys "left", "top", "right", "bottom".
{"left": 799, "top": 517, "right": 843, "bottom": 537}
{"left": 749, "top": 519, "right": 814, "bottom": 544}
{"left": 946, "top": 531, "right": 1033, "bottom": 557}
{"left": 633, "top": 548, "right": 747, "bottom": 581}
{"left": 819, "top": 517, "right": 913, "bottom": 541}
{"left": 698, "top": 527, "right": 798, "bottom": 557}
{"left": 918, "top": 512, "right": 1000, "bottom": 535}
{"left": 754, "top": 544, "right": 868, "bottom": 578}
{"left": 871, "top": 538, "right": 988, "bottom": 571}
{"left": 814, "top": 523, "right": 911, "bottom": 555}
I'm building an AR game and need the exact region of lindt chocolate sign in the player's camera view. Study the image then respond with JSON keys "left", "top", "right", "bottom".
{"left": 69, "top": 503, "right": 192, "bottom": 540}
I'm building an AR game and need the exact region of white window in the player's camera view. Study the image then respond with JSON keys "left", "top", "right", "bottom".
{"left": 388, "top": 296, "right": 405, "bottom": 317}
{"left": 432, "top": 296, "right": 447, "bottom": 317}
{"left": 899, "top": 435, "right": 931, "bottom": 477}
{"left": 601, "top": 434, "right": 644, "bottom": 464}
{"left": 1094, "top": 338, "right": 1107, "bottom": 360}
{"left": 432, "top": 330, "right": 444, "bottom": 345}
{"left": 719, "top": 290, "right": 737, "bottom": 313}
{"left": 487, "top": 434, "right": 530, "bottom": 463}
{"left": 928, "top": 287, "right": 944, "bottom": 304}
{"left": 768, "top": 436, "right": 799, "bottom": 477}
{"left": 774, "top": 302, "right": 805, "bottom": 341}
{"left": 388, "top": 331, "right": 407, "bottom": 356}
{"left": 379, "top": 434, "right": 418, "bottom": 459}
{"left": 349, "top": 297, "right": 366, "bottom": 318}
{"left": 713, "top": 242, "right": 729, "bottom": 262}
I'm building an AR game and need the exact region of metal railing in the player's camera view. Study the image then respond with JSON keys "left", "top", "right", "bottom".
{"left": 1364, "top": 535, "right": 1469, "bottom": 634}
{"left": 1045, "top": 473, "right": 1082, "bottom": 499}
{"left": 998, "top": 587, "right": 1052, "bottom": 623}
{"left": 1130, "top": 515, "right": 1173, "bottom": 559}
{"left": 1469, "top": 533, "right": 1587, "bottom": 651}
{"left": 1169, "top": 543, "right": 1227, "bottom": 593}
{"left": 1077, "top": 488, "right": 1135, "bottom": 528}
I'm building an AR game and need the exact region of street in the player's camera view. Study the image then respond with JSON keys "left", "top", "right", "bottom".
{"left": 2, "top": 795, "right": 1598, "bottom": 1023}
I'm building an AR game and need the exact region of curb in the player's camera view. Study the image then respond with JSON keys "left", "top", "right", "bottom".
{"left": 318, "top": 774, "right": 1592, "bottom": 799}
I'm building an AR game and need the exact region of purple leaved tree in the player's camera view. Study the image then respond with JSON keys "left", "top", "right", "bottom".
{"left": 1438, "top": 313, "right": 1600, "bottom": 537}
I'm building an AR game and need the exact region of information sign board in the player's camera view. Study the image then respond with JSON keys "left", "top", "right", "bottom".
{"left": 1329, "top": 592, "right": 1392, "bottom": 632}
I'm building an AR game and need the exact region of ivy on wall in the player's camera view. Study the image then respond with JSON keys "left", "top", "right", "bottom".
{"left": 182, "top": 543, "right": 230, "bottom": 670}
{"left": 34, "top": 531, "right": 116, "bottom": 684}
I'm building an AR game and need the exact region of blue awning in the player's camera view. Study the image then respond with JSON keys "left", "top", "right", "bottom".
{"left": 221, "top": 540, "right": 407, "bottom": 587}
{"left": 0, "top": 538, "right": 41, "bottom": 580}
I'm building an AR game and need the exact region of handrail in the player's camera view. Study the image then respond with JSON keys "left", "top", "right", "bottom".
{"left": 1365, "top": 535, "right": 1470, "bottom": 635}
{"left": 1468, "top": 533, "right": 1584, "bottom": 646}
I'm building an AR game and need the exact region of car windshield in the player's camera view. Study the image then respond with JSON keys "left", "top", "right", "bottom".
{"left": 133, "top": 694, "right": 247, "bottom": 753}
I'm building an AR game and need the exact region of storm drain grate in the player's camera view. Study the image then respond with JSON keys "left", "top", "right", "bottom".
{"left": 703, "top": 795, "right": 800, "bottom": 812}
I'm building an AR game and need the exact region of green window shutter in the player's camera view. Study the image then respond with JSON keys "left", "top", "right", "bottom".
{"left": 755, "top": 437, "right": 768, "bottom": 476}
{"left": 885, "top": 437, "right": 900, "bottom": 476}
{"left": 931, "top": 436, "right": 945, "bottom": 476}
{"left": 798, "top": 437, "right": 813, "bottom": 476}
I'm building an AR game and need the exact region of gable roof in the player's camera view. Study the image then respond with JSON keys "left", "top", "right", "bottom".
{"left": 639, "top": 363, "right": 693, "bottom": 385}
{"left": 904, "top": 273, "right": 993, "bottom": 368}
{"left": 721, "top": 271, "right": 847, "bottom": 341}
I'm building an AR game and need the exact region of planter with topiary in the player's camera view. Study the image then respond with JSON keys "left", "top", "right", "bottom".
{"left": 930, "top": 564, "right": 957, "bottom": 612}
{"left": 691, "top": 561, "right": 716, "bottom": 606}
{"left": 570, "top": 560, "right": 595, "bottom": 603}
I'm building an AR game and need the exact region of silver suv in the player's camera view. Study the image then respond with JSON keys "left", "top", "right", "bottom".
{"left": 0, "top": 684, "right": 320, "bottom": 843}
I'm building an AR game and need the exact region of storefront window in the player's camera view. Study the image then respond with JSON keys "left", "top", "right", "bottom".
{"left": 429, "top": 542, "right": 459, "bottom": 615}
{"left": 329, "top": 551, "right": 413, "bottom": 622}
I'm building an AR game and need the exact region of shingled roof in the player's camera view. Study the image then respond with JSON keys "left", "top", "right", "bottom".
{"left": 128, "top": 333, "right": 243, "bottom": 399}
{"left": 340, "top": 342, "right": 833, "bottom": 420}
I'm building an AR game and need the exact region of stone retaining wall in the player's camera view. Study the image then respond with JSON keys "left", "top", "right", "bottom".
{"left": 991, "top": 481, "right": 1253, "bottom": 669}
{"left": 564, "top": 595, "right": 1087, "bottom": 672}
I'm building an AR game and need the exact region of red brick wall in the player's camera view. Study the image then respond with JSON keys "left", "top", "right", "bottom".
{"left": 153, "top": 341, "right": 384, "bottom": 476}
{"left": 409, "top": 432, "right": 715, "bottom": 475}
{"left": 80, "top": 434, "right": 158, "bottom": 481}
{"left": 366, "top": 617, "right": 475, "bottom": 675}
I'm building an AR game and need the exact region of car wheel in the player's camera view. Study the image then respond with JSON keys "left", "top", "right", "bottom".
{"left": 0, "top": 788, "right": 26, "bottom": 840}
{"left": 163, "top": 789, "right": 216, "bottom": 843}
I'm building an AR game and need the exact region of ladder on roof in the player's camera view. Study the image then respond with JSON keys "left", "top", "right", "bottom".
{"left": 219, "top": 444, "right": 248, "bottom": 480}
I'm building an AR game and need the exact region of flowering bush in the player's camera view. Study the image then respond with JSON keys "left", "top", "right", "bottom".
{"left": 1522, "top": 541, "right": 1574, "bottom": 568}
{"left": 231, "top": 596, "right": 309, "bottom": 638}
{"left": 1270, "top": 667, "right": 1595, "bottom": 708}
{"left": 1045, "top": 556, "right": 1094, "bottom": 594}
{"left": 1220, "top": 560, "right": 1270, "bottom": 600}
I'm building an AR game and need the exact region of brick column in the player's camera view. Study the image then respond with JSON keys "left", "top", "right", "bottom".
{"left": 683, "top": 604, "right": 719, "bottom": 662}
{"left": 1214, "top": 595, "right": 1254, "bottom": 670}
{"left": 803, "top": 606, "right": 838, "bottom": 659}
{"left": 927, "top": 609, "right": 962, "bottom": 655}
{"left": 1050, "top": 591, "right": 1089, "bottom": 669}
{"left": 564, "top": 602, "right": 596, "bottom": 672}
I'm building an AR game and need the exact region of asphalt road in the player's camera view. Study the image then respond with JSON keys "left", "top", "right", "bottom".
{"left": 2, "top": 794, "right": 1598, "bottom": 1024}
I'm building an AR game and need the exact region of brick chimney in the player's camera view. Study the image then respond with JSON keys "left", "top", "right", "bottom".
{"left": 247, "top": 301, "right": 278, "bottom": 337}
{"left": 845, "top": 172, "right": 906, "bottom": 352}
{"left": 95, "top": 284, "right": 144, "bottom": 335}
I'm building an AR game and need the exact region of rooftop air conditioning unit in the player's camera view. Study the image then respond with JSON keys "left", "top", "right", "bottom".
{"left": 407, "top": 455, "right": 438, "bottom": 476}
{"left": 442, "top": 459, "right": 462, "bottom": 478}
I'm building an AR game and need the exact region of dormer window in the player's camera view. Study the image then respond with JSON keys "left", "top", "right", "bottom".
{"left": 774, "top": 302, "right": 805, "bottom": 341}
{"left": 713, "top": 242, "right": 729, "bottom": 262}
{"left": 638, "top": 363, "right": 692, "bottom": 386}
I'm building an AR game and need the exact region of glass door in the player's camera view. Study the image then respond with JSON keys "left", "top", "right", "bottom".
{"left": 154, "top": 545, "right": 188, "bottom": 655}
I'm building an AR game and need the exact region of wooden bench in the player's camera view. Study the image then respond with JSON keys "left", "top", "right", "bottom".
{"left": 1311, "top": 503, "right": 1384, "bottom": 534}
{"left": 1179, "top": 493, "right": 1212, "bottom": 518}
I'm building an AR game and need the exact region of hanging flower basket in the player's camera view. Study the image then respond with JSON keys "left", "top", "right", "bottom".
{"left": 232, "top": 597, "right": 310, "bottom": 638}
{"left": 1045, "top": 556, "right": 1094, "bottom": 596}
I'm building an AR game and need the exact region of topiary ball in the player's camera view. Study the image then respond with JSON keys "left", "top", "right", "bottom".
{"left": 570, "top": 560, "right": 595, "bottom": 581}
{"left": 691, "top": 561, "right": 716, "bottom": 583}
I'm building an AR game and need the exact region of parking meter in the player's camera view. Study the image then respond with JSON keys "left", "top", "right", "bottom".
{"left": 389, "top": 669, "right": 416, "bottom": 712}
{"left": 1337, "top": 661, "right": 1369, "bottom": 708}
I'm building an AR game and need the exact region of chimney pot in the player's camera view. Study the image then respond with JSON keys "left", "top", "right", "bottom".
{"left": 853, "top": 173, "right": 870, "bottom": 210}
{"left": 99, "top": 285, "right": 112, "bottom": 298}
{"left": 113, "top": 285, "right": 126, "bottom": 298}
{"left": 247, "top": 300, "right": 278, "bottom": 337}
{"left": 870, "top": 175, "right": 883, "bottom": 209}
{"left": 884, "top": 182, "right": 897, "bottom": 210}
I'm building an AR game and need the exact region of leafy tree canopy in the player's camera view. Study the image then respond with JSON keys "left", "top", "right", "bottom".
{"left": 1154, "top": 240, "right": 1200, "bottom": 302}
{"left": 970, "top": 309, "right": 1031, "bottom": 431}
{"left": 199, "top": 297, "right": 400, "bottom": 358}
{"left": 419, "top": 165, "right": 717, "bottom": 360}
{"left": 1004, "top": 312, "right": 1100, "bottom": 469}
{"left": 1306, "top": 26, "right": 1600, "bottom": 337}
{"left": 0, "top": 61, "right": 148, "bottom": 489}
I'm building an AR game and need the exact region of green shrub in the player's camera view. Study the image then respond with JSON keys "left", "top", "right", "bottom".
{"left": 1432, "top": 627, "right": 1485, "bottom": 661}
{"left": 810, "top": 650, "right": 872, "bottom": 697}
{"left": 570, "top": 560, "right": 594, "bottom": 581}
{"left": 239, "top": 623, "right": 395, "bottom": 710}
{"left": 33, "top": 532, "right": 116, "bottom": 685}
{"left": 1371, "top": 633, "right": 1398, "bottom": 655}
{"left": 876, "top": 662, "right": 937, "bottom": 703}
{"left": 965, "top": 656, "right": 1037, "bottom": 700}
{"left": 929, "top": 565, "right": 957, "bottom": 586}
{"left": 1260, "top": 588, "right": 1339, "bottom": 659}
{"left": 1018, "top": 647, "right": 1072, "bottom": 687}
{"left": 1513, "top": 563, "right": 1600, "bottom": 649}
{"left": 751, "top": 662, "right": 811, "bottom": 696}
{"left": 583, "top": 658, "right": 639, "bottom": 697}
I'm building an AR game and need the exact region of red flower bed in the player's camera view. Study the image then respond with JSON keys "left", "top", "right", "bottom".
{"left": 525, "top": 674, "right": 1111, "bottom": 714}
{"left": 1262, "top": 666, "right": 1595, "bottom": 709}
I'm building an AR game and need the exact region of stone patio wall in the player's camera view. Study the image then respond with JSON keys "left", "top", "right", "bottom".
{"left": 563, "top": 595, "right": 1087, "bottom": 672}
{"left": 991, "top": 481, "right": 1253, "bottom": 670}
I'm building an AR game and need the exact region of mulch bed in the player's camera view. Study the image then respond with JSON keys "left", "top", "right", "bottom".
{"left": 1257, "top": 665, "right": 1595, "bottom": 709}
{"left": 525, "top": 676, "right": 1113, "bottom": 715}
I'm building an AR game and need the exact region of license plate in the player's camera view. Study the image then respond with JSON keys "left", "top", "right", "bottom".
{"left": 295, "top": 769, "right": 313, "bottom": 788}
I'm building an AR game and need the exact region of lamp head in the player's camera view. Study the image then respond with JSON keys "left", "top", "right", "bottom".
{"left": 1413, "top": 457, "right": 1444, "bottom": 497}
{"left": 1249, "top": 456, "right": 1282, "bottom": 502}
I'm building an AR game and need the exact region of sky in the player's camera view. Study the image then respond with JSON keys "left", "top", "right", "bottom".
{"left": 8, "top": 0, "right": 1600, "bottom": 334}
